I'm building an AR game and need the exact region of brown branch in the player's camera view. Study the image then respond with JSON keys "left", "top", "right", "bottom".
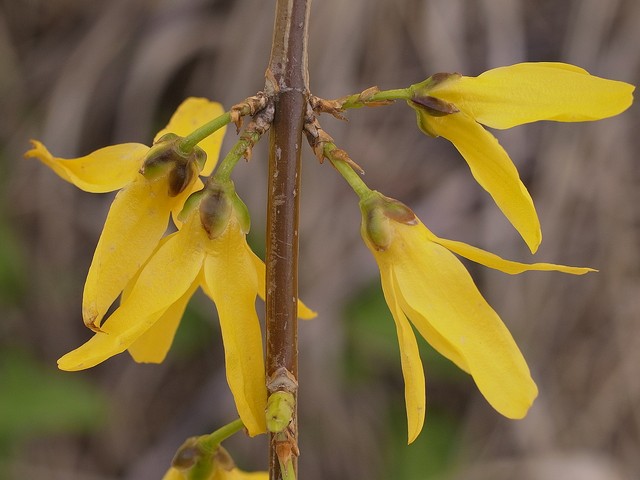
{"left": 265, "top": 1, "right": 311, "bottom": 479}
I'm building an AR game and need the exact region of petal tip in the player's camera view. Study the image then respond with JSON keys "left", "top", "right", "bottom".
{"left": 525, "top": 231, "right": 542, "bottom": 254}
{"left": 23, "top": 139, "right": 47, "bottom": 160}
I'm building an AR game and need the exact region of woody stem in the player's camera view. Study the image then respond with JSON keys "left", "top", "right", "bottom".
{"left": 265, "top": 1, "right": 311, "bottom": 480}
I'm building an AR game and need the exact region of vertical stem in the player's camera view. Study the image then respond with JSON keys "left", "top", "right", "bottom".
{"left": 266, "top": 1, "right": 311, "bottom": 479}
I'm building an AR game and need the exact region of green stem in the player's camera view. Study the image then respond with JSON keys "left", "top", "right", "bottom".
{"left": 211, "top": 131, "right": 261, "bottom": 183}
{"left": 179, "top": 111, "right": 233, "bottom": 153}
{"left": 324, "top": 144, "right": 374, "bottom": 201}
{"left": 341, "top": 87, "right": 410, "bottom": 109}
{"left": 199, "top": 418, "right": 245, "bottom": 452}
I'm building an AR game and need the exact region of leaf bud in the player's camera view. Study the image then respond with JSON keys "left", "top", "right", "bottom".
{"left": 266, "top": 391, "right": 295, "bottom": 434}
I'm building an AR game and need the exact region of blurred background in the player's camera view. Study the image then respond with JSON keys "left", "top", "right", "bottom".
{"left": 1, "top": 0, "right": 638, "bottom": 479}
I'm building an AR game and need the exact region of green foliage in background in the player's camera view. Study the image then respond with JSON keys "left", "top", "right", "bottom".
{"left": 0, "top": 350, "right": 106, "bottom": 453}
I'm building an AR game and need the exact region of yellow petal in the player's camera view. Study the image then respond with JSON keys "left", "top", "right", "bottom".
{"left": 229, "top": 469, "right": 269, "bottom": 480}
{"left": 172, "top": 177, "right": 205, "bottom": 228}
{"left": 429, "top": 62, "right": 635, "bottom": 129}
{"left": 429, "top": 233, "right": 596, "bottom": 275}
{"left": 161, "top": 468, "right": 185, "bottom": 480}
{"left": 155, "top": 97, "right": 226, "bottom": 176}
{"left": 396, "top": 285, "right": 470, "bottom": 374}
{"left": 250, "top": 249, "right": 317, "bottom": 320}
{"left": 202, "top": 218, "right": 267, "bottom": 436}
{"left": 25, "top": 140, "right": 148, "bottom": 193}
{"left": 386, "top": 221, "right": 538, "bottom": 419}
{"left": 82, "top": 174, "right": 175, "bottom": 329}
{"left": 419, "top": 110, "right": 541, "bottom": 253}
{"left": 379, "top": 263, "right": 426, "bottom": 444}
{"left": 127, "top": 281, "right": 199, "bottom": 364}
{"left": 59, "top": 222, "right": 206, "bottom": 371}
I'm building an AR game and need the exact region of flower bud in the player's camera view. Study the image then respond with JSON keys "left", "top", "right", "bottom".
{"left": 140, "top": 133, "right": 207, "bottom": 197}
{"left": 360, "top": 193, "right": 417, "bottom": 251}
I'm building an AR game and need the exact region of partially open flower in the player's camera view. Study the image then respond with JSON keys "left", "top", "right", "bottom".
{"left": 57, "top": 182, "right": 316, "bottom": 436}
{"left": 360, "top": 191, "right": 594, "bottom": 443}
{"left": 25, "top": 98, "right": 227, "bottom": 331}
{"left": 408, "top": 62, "right": 634, "bottom": 253}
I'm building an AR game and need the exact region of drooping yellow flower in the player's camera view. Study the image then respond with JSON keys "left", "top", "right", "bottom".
{"left": 57, "top": 182, "right": 315, "bottom": 436}
{"left": 408, "top": 62, "right": 634, "bottom": 253}
{"left": 164, "top": 442, "right": 267, "bottom": 480}
{"left": 360, "top": 192, "right": 594, "bottom": 443}
{"left": 25, "top": 98, "right": 226, "bottom": 331}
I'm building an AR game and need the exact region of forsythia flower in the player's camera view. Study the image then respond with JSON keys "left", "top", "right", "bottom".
{"left": 360, "top": 192, "right": 594, "bottom": 443}
{"left": 164, "top": 442, "right": 267, "bottom": 480}
{"left": 408, "top": 62, "right": 634, "bottom": 253}
{"left": 25, "top": 98, "right": 226, "bottom": 331}
{"left": 57, "top": 182, "right": 315, "bottom": 436}
{"left": 163, "top": 466, "right": 267, "bottom": 480}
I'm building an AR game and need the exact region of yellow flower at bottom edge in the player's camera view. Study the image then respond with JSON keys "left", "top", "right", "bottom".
{"left": 360, "top": 192, "right": 594, "bottom": 443}
{"left": 408, "top": 62, "right": 634, "bottom": 253}
{"left": 163, "top": 466, "right": 268, "bottom": 480}
{"left": 163, "top": 443, "right": 267, "bottom": 480}
{"left": 57, "top": 183, "right": 316, "bottom": 436}
{"left": 25, "top": 98, "right": 227, "bottom": 331}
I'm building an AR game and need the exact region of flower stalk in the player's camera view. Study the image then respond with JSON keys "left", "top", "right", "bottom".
{"left": 323, "top": 143, "right": 372, "bottom": 201}
{"left": 179, "top": 112, "right": 232, "bottom": 153}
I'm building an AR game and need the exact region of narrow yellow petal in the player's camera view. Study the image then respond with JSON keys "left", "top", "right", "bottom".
{"left": 82, "top": 174, "right": 174, "bottom": 328}
{"left": 296, "top": 298, "right": 318, "bottom": 320}
{"left": 388, "top": 221, "right": 538, "bottom": 419}
{"left": 421, "top": 111, "right": 541, "bottom": 253}
{"left": 379, "top": 263, "right": 426, "bottom": 444}
{"left": 429, "top": 62, "right": 635, "bottom": 129}
{"left": 154, "top": 97, "right": 226, "bottom": 176}
{"left": 430, "top": 234, "right": 596, "bottom": 275}
{"left": 250, "top": 248, "right": 317, "bottom": 320}
{"left": 59, "top": 225, "right": 205, "bottom": 371}
{"left": 127, "top": 281, "right": 199, "bottom": 364}
{"left": 202, "top": 218, "right": 267, "bottom": 436}
{"left": 25, "top": 140, "right": 148, "bottom": 193}
{"left": 57, "top": 309, "right": 167, "bottom": 371}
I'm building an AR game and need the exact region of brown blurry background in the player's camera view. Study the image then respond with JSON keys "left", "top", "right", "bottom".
{"left": 1, "top": 1, "right": 638, "bottom": 479}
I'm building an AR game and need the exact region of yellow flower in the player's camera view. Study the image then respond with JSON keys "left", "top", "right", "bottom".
{"left": 25, "top": 98, "right": 226, "bottom": 331}
{"left": 57, "top": 182, "right": 316, "bottom": 436}
{"left": 164, "top": 442, "right": 267, "bottom": 480}
{"left": 163, "top": 466, "right": 267, "bottom": 480}
{"left": 360, "top": 192, "right": 594, "bottom": 443}
{"left": 408, "top": 62, "right": 634, "bottom": 253}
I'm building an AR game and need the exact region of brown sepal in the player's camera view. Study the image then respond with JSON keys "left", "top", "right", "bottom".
{"left": 411, "top": 95, "right": 459, "bottom": 116}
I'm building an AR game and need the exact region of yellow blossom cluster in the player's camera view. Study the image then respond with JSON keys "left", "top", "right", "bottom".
{"left": 26, "top": 98, "right": 314, "bottom": 437}
{"left": 26, "top": 62, "right": 634, "bottom": 447}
